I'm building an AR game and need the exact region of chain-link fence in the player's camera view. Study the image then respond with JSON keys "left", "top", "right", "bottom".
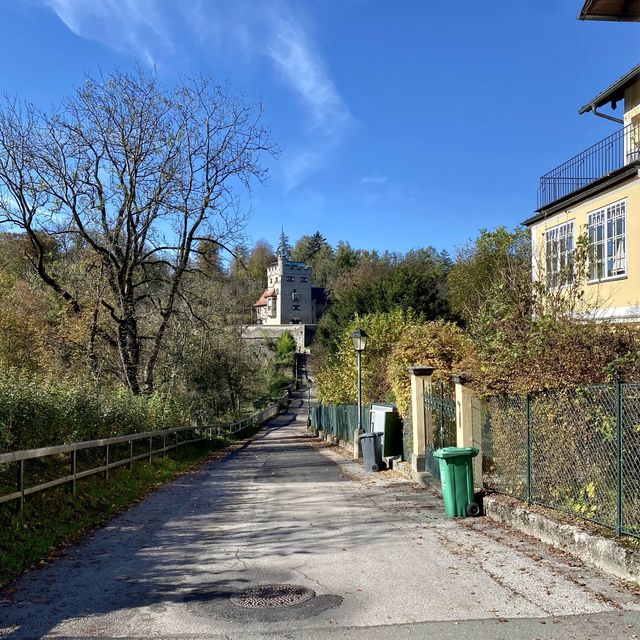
{"left": 481, "top": 382, "right": 640, "bottom": 537}
{"left": 310, "top": 404, "right": 371, "bottom": 442}
{"left": 481, "top": 395, "right": 528, "bottom": 500}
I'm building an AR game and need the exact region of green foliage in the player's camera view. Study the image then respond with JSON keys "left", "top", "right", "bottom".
{"left": 267, "top": 372, "right": 293, "bottom": 397}
{"left": 475, "top": 319, "right": 640, "bottom": 395}
{"left": 457, "top": 226, "right": 640, "bottom": 394}
{"left": 291, "top": 232, "right": 335, "bottom": 287}
{"left": 317, "top": 309, "right": 420, "bottom": 405}
{"left": 0, "top": 372, "right": 190, "bottom": 453}
{"left": 276, "top": 331, "right": 296, "bottom": 357}
{"left": 276, "top": 229, "right": 292, "bottom": 261}
{"left": 387, "top": 321, "right": 474, "bottom": 417}
{"left": 316, "top": 247, "right": 454, "bottom": 353}
{"left": 275, "top": 330, "right": 297, "bottom": 367}
{"left": 448, "top": 226, "right": 530, "bottom": 326}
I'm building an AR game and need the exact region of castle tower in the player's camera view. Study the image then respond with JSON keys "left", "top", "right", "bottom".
{"left": 255, "top": 257, "right": 314, "bottom": 325}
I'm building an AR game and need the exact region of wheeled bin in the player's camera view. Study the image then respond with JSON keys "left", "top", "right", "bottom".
{"left": 433, "top": 447, "right": 480, "bottom": 517}
{"left": 359, "top": 431, "right": 385, "bottom": 472}
{"left": 369, "top": 404, "right": 403, "bottom": 458}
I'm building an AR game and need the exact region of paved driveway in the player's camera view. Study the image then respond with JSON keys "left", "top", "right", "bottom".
{"left": 1, "top": 390, "right": 640, "bottom": 639}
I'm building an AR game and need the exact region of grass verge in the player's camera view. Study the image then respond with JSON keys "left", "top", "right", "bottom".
{"left": 0, "top": 429, "right": 257, "bottom": 587}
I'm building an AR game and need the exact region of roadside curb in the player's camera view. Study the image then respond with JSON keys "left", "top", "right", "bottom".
{"left": 394, "top": 460, "right": 442, "bottom": 496}
{"left": 485, "top": 494, "right": 640, "bottom": 584}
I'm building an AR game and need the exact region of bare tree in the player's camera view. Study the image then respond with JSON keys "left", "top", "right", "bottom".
{"left": 0, "top": 68, "right": 274, "bottom": 393}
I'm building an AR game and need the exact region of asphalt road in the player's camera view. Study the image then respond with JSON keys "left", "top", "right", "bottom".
{"left": 1, "top": 389, "right": 640, "bottom": 639}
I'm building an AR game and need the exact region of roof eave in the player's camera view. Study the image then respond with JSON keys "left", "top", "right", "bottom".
{"left": 578, "top": 63, "right": 640, "bottom": 114}
{"left": 579, "top": 0, "right": 640, "bottom": 21}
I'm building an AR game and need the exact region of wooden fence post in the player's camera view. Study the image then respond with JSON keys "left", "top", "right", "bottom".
{"left": 17, "top": 459, "right": 24, "bottom": 515}
{"left": 71, "top": 449, "right": 77, "bottom": 497}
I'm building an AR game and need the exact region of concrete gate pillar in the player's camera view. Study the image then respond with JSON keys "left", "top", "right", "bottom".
{"left": 452, "top": 372, "right": 483, "bottom": 486}
{"left": 408, "top": 366, "right": 434, "bottom": 473}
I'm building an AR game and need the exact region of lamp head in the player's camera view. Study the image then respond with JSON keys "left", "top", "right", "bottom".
{"left": 350, "top": 328, "right": 368, "bottom": 352}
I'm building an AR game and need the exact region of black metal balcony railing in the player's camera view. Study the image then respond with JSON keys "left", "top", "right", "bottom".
{"left": 538, "top": 122, "right": 640, "bottom": 210}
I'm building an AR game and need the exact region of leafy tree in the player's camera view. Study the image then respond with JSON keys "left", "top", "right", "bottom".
{"left": 315, "top": 247, "right": 454, "bottom": 353}
{"left": 247, "top": 240, "right": 276, "bottom": 286}
{"left": 387, "top": 321, "right": 473, "bottom": 416}
{"left": 276, "top": 330, "right": 296, "bottom": 357}
{"left": 335, "top": 241, "right": 362, "bottom": 272}
{"left": 291, "top": 231, "right": 335, "bottom": 287}
{"left": 448, "top": 227, "right": 530, "bottom": 326}
{"left": 292, "top": 231, "right": 328, "bottom": 261}
{"left": 0, "top": 68, "right": 274, "bottom": 394}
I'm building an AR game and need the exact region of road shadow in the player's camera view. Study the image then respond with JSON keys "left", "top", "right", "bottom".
{"left": 0, "top": 390, "right": 440, "bottom": 637}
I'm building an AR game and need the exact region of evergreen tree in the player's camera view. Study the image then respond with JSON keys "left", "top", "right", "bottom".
{"left": 276, "top": 228, "right": 291, "bottom": 261}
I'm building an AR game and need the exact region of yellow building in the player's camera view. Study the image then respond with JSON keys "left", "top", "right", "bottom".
{"left": 524, "top": 64, "right": 640, "bottom": 321}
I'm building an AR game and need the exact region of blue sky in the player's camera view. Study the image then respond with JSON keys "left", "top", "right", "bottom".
{"left": 1, "top": 1, "right": 639, "bottom": 255}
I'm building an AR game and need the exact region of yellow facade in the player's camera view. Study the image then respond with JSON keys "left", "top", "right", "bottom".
{"left": 530, "top": 174, "right": 640, "bottom": 321}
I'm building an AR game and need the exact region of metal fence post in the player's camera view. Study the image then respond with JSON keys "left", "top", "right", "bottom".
{"left": 129, "top": 439, "right": 134, "bottom": 471}
{"left": 526, "top": 393, "right": 532, "bottom": 504}
{"left": 105, "top": 443, "right": 110, "bottom": 480}
{"left": 616, "top": 379, "right": 623, "bottom": 537}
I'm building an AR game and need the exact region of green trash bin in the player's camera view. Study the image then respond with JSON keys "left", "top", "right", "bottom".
{"left": 433, "top": 447, "right": 480, "bottom": 518}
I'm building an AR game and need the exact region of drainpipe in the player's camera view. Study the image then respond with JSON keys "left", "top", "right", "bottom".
{"left": 590, "top": 104, "right": 624, "bottom": 125}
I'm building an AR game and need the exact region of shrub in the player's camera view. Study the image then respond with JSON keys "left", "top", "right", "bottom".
{"left": 275, "top": 331, "right": 296, "bottom": 366}
{"left": 387, "top": 321, "right": 474, "bottom": 417}
{"left": 0, "top": 371, "right": 191, "bottom": 452}
{"left": 473, "top": 318, "right": 640, "bottom": 396}
{"left": 317, "top": 309, "right": 420, "bottom": 405}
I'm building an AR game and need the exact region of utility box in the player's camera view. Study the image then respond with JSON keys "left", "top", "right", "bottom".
{"left": 369, "top": 403, "right": 403, "bottom": 458}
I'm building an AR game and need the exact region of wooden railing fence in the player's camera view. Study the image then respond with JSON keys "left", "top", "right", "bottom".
{"left": 0, "top": 397, "right": 286, "bottom": 513}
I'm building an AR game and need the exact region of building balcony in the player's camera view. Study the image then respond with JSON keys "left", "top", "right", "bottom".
{"left": 538, "top": 122, "right": 640, "bottom": 210}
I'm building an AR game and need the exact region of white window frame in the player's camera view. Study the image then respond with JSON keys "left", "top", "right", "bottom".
{"left": 587, "top": 199, "right": 627, "bottom": 283}
{"left": 545, "top": 220, "right": 574, "bottom": 289}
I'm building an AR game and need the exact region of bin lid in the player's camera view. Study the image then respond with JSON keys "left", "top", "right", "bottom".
{"left": 359, "top": 432, "right": 382, "bottom": 439}
{"left": 433, "top": 446, "right": 479, "bottom": 459}
{"left": 370, "top": 403, "right": 397, "bottom": 413}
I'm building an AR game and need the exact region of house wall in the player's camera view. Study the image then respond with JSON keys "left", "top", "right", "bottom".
{"left": 624, "top": 79, "right": 640, "bottom": 124}
{"left": 529, "top": 174, "right": 640, "bottom": 321}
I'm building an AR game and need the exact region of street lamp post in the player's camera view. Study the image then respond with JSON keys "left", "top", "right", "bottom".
{"left": 350, "top": 328, "right": 368, "bottom": 458}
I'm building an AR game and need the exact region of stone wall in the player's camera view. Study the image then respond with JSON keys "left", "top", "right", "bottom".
{"left": 243, "top": 324, "right": 316, "bottom": 352}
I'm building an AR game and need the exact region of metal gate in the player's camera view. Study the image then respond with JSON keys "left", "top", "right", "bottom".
{"left": 424, "top": 381, "right": 456, "bottom": 478}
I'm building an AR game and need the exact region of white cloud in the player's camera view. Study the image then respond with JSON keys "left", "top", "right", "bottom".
{"left": 30, "top": 0, "right": 351, "bottom": 189}
{"left": 266, "top": 13, "right": 351, "bottom": 135}
{"left": 40, "top": 0, "right": 173, "bottom": 65}
{"left": 361, "top": 175, "right": 388, "bottom": 185}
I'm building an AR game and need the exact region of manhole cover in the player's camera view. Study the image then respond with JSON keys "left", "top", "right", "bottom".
{"left": 230, "top": 584, "right": 315, "bottom": 609}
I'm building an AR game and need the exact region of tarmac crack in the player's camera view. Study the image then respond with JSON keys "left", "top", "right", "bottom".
{"left": 292, "top": 563, "right": 330, "bottom": 591}
{"left": 234, "top": 549, "right": 248, "bottom": 571}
